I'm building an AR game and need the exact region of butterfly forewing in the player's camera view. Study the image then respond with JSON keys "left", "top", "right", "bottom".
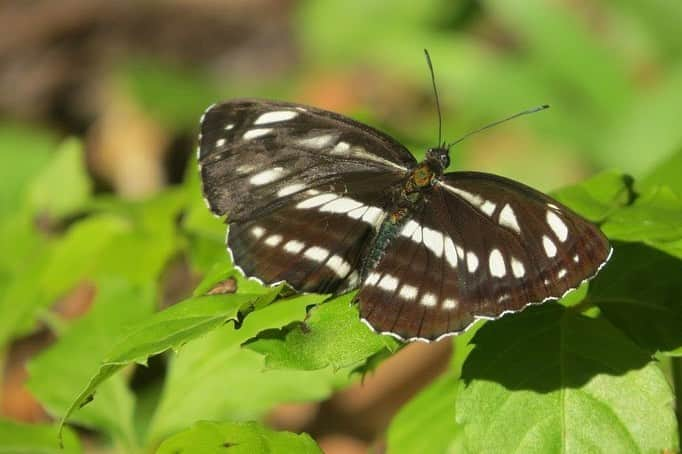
{"left": 199, "top": 99, "right": 413, "bottom": 292}
{"left": 199, "top": 99, "right": 415, "bottom": 221}
{"left": 357, "top": 171, "right": 611, "bottom": 341}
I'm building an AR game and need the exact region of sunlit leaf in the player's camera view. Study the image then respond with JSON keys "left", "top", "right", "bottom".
{"left": 27, "top": 138, "right": 91, "bottom": 219}
{"left": 247, "top": 294, "right": 399, "bottom": 371}
{"left": 28, "top": 279, "right": 156, "bottom": 450}
{"left": 0, "top": 420, "right": 80, "bottom": 454}
{"left": 148, "top": 293, "right": 348, "bottom": 443}
{"left": 58, "top": 290, "right": 277, "bottom": 441}
{"left": 457, "top": 304, "right": 677, "bottom": 453}
{"left": 157, "top": 421, "right": 321, "bottom": 454}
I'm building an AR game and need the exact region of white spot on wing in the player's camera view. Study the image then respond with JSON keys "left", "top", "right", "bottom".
{"left": 297, "top": 134, "right": 335, "bottom": 148}
{"left": 557, "top": 268, "right": 567, "bottom": 279}
{"left": 481, "top": 201, "right": 496, "bottom": 217}
{"left": 511, "top": 257, "right": 525, "bottom": 278}
{"left": 420, "top": 292, "right": 437, "bottom": 307}
{"left": 399, "top": 284, "right": 418, "bottom": 300}
{"left": 236, "top": 164, "right": 256, "bottom": 174}
{"left": 264, "top": 234, "right": 283, "bottom": 247}
{"left": 304, "top": 246, "right": 330, "bottom": 263}
{"left": 327, "top": 254, "right": 352, "bottom": 278}
{"left": 224, "top": 123, "right": 234, "bottom": 130}
{"left": 320, "top": 197, "right": 363, "bottom": 214}
{"left": 422, "top": 227, "right": 444, "bottom": 258}
{"left": 411, "top": 225, "right": 423, "bottom": 243}
{"left": 331, "top": 141, "right": 350, "bottom": 154}
{"left": 444, "top": 238, "right": 458, "bottom": 268}
{"left": 250, "top": 226, "right": 265, "bottom": 239}
{"left": 456, "top": 245, "right": 465, "bottom": 260}
{"left": 573, "top": 254, "right": 580, "bottom": 263}
{"left": 546, "top": 210, "right": 569, "bottom": 242}
{"left": 347, "top": 206, "right": 368, "bottom": 219}
{"left": 250, "top": 167, "right": 285, "bottom": 186}
{"left": 254, "top": 110, "right": 298, "bottom": 125}
{"left": 216, "top": 138, "right": 226, "bottom": 147}
{"left": 243, "top": 128, "right": 272, "bottom": 140}
{"left": 400, "top": 220, "right": 420, "bottom": 239}
{"left": 277, "top": 183, "right": 306, "bottom": 197}
{"left": 543, "top": 235, "right": 557, "bottom": 258}
{"left": 284, "top": 240, "right": 305, "bottom": 254}
{"left": 488, "top": 249, "right": 506, "bottom": 277}
{"left": 445, "top": 186, "right": 484, "bottom": 206}
{"left": 346, "top": 145, "right": 408, "bottom": 171}
{"left": 365, "top": 272, "right": 381, "bottom": 286}
{"left": 361, "top": 206, "right": 385, "bottom": 226}
{"left": 296, "top": 193, "right": 337, "bottom": 209}
{"left": 466, "top": 252, "right": 479, "bottom": 273}
{"left": 346, "top": 271, "right": 360, "bottom": 288}
{"left": 442, "top": 298, "right": 458, "bottom": 310}
{"left": 378, "top": 274, "right": 399, "bottom": 292}
{"left": 499, "top": 203, "right": 521, "bottom": 234}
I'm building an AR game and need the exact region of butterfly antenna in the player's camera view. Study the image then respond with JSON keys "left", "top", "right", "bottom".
{"left": 424, "top": 49, "right": 443, "bottom": 148}
{"left": 446, "top": 104, "right": 550, "bottom": 149}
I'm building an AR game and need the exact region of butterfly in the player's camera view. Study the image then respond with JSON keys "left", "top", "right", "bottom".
{"left": 197, "top": 98, "right": 611, "bottom": 342}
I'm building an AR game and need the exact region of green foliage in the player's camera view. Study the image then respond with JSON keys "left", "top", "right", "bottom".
{"left": 146, "top": 293, "right": 350, "bottom": 444}
{"left": 457, "top": 304, "right": 676, "bottom": 453}
{"left": 156, "top": 421, "right": 322, "bottom": 454}
{"left": 28, "top": 279, "right": 156, "bottom": 450}
{"left": 27, "top": 138, "right": 91, "bottom": 219}
{"left": 247, "top": 294, "right": 400, "bottom": 370}
{"left": 0, "top": 420, "right": 81, "bottom": 454}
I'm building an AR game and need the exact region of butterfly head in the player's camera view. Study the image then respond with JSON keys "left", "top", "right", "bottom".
{"left": 425, "top": 146, "right": 450, "bottom": 175}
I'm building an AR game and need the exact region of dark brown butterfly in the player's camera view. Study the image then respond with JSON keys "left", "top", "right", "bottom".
{"left": 197, "top": 95, "right": 610, "bottom": 342}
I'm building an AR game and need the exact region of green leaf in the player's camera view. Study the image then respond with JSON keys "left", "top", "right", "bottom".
{"left": 247, "top": 294, "right": 399, "bottom": 371}
{"left": 148, "top": 293, "right": 347, "bottom": 443}
{"left": 589, "top": 242, "right": 682, "bottom": 355}
{"left": 42, "top": 190, "right": 186, "bottom": 300}
{"left": 387, "top": 372, "right": 463, "bottom": 454}
{"left": 386, "top": 322, "right": 483, "bottom": 454}
{"left": 602, "top": 186, "right": 682, "bottom": 258}
{"left": 156, "top": 421, "right": 322, "bottom": 454}
{"left": 40, "top": 215, "right": 129, "bottom": 299}
{"left": 456, "top": 304, "right": 678, "bottom": 453}
{"left": 0, "top": 420, "right": 81, "bottom": 454}
{"left": 601, "top": 66, "right": 682, "bottom": 176}
{"left": 58, "top": 290, "right": 277, "bottom": 440}
{"left": 28, "top": 279, "right": 156, "bottom": 450}
{"left": 27, "top": 138, "right": 91, "bottom": 218}
{"left": 641, "top": 146, "right": 682, "bottom": 196}
{"left": 0, "top": 217, "right": 51, "bottom": 346}
{"left": 0, "top": 123, "right": 55, "bottom": 218}
{"left": 551, "top": 170, "right": 634, "bottom": 221}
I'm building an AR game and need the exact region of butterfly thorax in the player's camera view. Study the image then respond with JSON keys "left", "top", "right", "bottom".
{"left": 361, "top": 150, "right": 448, "bottom": 279}
{"left": 402, "top": 147, "right": 449, "bottom": 197}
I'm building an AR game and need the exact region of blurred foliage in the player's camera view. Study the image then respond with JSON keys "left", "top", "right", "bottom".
{"left": 1, "top": 0, "right": 682, "bottom": 452}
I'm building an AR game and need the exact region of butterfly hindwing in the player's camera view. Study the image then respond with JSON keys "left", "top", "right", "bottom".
{"left": 357, "top": 171, "right": 611, "bottom": 341}
{"left": 226, "top": 176, "right": 399, "bottom": 293}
